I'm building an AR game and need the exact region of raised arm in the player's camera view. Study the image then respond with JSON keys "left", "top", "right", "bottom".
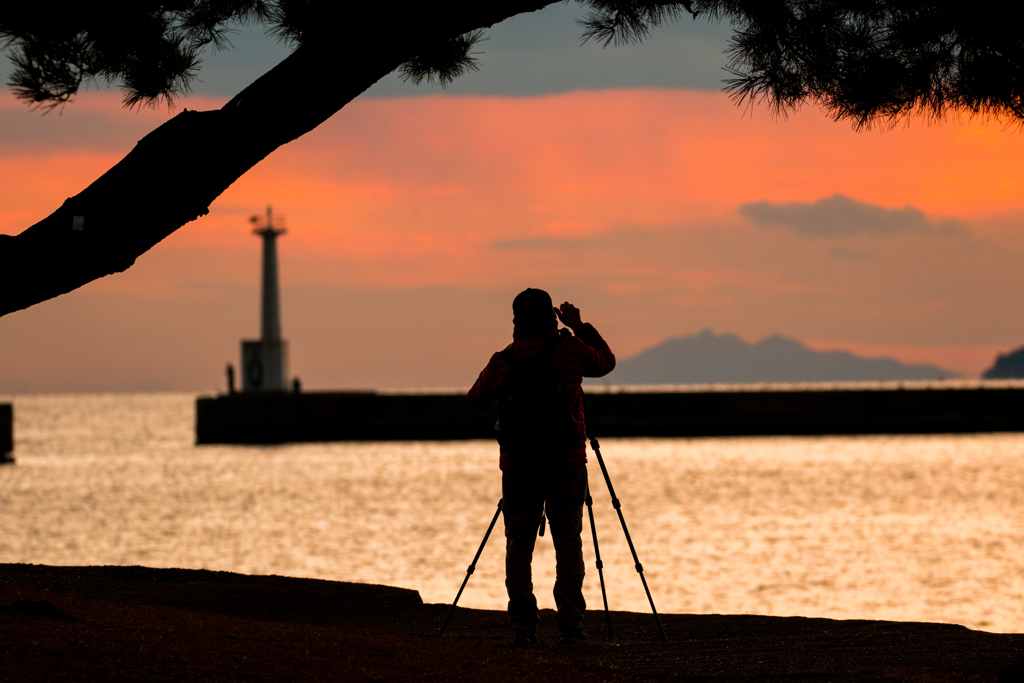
{"left": 556, "top": 302, "right": 615, "bottom": 378}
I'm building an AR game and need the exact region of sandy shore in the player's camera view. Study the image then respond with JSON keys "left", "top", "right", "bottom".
{"left": 2, "top": 563, "right": 1022, "bottom": 681}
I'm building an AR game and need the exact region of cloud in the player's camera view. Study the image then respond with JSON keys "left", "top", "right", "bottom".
{"left": 364, "top": 4, "right": 734, "bottom": 97}
{"left": 490, "top": 237, "right": 592, "bottom": 250}
{"left": 738, "top": 194, "right": 970, "bottom": 238}
{"left": 828, "top": 246, "right": 874, "bottom": 260}
{"left": 0, "top": 6, "right": 733, "bottom": 103}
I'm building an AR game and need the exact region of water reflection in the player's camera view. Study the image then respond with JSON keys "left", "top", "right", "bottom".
{"left": 0, "top": 393, "right": 1021, "bottom": 632}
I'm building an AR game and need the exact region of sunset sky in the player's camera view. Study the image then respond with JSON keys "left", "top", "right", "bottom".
{"left": 3, "top": 5, "right": 1024, "bottom": 393}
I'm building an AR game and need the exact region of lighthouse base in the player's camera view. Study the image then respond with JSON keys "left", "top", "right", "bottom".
{"left": 241, "top": 339, "right": 289, "bottom": 392}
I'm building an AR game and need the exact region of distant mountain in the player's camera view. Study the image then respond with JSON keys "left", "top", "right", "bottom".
{"left": 983, "top": 346, "right": 1024, "bottom": 378}
{"left": 598, "top": 329, "right": 956, "bottom": 385}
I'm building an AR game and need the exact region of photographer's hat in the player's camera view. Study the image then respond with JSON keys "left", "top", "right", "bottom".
{"left": 513, "top": 288, "right": 556, "bottom": 332}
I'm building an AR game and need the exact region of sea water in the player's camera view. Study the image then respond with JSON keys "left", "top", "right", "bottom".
{"left": 1, "top": 392, "right": 1022, "bottom": 632}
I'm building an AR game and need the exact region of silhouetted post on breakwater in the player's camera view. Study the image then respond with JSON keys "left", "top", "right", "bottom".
{"left": 1, "top": 403, "right": 13, "bottom": 464}
{"left": 241, "top": 206, "right": 289, "bottom": 393}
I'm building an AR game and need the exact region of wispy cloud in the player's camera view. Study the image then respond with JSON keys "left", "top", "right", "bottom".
{"left": 739, "top": 194, "right": 969, "bottom": 238}
{"left": 490, "top": 237, "right": 591, "bottom": 250}
{"left": 828, "top": 245, "right": 874, "bottom": 260}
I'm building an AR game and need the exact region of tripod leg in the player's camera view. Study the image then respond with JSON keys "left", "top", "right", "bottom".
{"left": 438, "top": 498, "right": 504, "bottom": 637}
{"left": 590, "top": 438, "right": 668, "bottom": 643}
{"left": 585, "top": 484, "right": 613, "bottom": 637}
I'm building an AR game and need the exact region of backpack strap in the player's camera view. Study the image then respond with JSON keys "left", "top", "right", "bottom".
{"left": 538, "top": 333, "right": 563, "bottom": 363}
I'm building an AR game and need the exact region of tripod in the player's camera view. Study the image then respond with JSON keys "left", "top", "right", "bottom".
{"left": 438, "top": 438, "right": 667, "bottom": 642}
{"left": 589, "top": 436, "right": 667, "bottom": 641}
{"left": 438, "top": 498, "right": 503, "bottom": 638}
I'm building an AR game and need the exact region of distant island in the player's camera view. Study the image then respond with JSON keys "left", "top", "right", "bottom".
{"left": 983, "top": 346, "right": 1024, "bottom": 379}
{"left": 596, "top": 329, "right": 956, "bottom": 385}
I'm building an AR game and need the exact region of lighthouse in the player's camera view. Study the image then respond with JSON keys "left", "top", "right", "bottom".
{"left": 241, "top": 206, "right": 289, "bottom": 392}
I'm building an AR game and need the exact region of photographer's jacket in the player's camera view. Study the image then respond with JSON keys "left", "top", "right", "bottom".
{"left": 467, "top": 324, "right": 615, "bottom": 469}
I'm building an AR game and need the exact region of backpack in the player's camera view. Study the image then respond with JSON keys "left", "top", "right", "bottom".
{"left": 494, "top": 333, "right": 579, "bottom": 456}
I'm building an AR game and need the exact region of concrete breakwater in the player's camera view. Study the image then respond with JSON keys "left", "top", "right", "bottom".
{"left": 195, "top": 384, "right": 1024, "bottom": 444}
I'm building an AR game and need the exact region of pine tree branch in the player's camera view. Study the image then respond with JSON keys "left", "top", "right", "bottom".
{"left": 0, "top": 1, "right": 557, "bottom": 318}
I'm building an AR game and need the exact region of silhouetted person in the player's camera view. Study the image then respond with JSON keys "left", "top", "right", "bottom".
{"left": 292, "top": 377, "right": 302, "bottom": 394}
{"left": 226, "top": 363, "right": 236, "bottom": 395}
{"left": 468, "top": 288, "right": 615, "bottom": 645}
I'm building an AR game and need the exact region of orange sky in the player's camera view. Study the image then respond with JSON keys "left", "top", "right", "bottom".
{"left": 179, "top": 90, "right": 1024, "bottom": 255}
{"left": 3, "top": 88, "right": 1024, "bottom": 391}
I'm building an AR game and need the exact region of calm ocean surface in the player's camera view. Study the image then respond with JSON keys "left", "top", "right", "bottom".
{"left": 1, "top": 392, "right": 1022, "bottom": 632}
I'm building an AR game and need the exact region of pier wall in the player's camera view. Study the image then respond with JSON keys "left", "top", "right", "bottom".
{"left": 195, "top": 387, "right": 1024, "bottom": 444}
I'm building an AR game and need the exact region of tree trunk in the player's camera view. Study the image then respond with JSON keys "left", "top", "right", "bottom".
{"left": 0, "top": 1, "right": 556, "bottom": 318}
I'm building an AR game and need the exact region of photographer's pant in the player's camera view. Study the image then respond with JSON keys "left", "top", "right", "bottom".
{"left": 502, "top": 463, "right": 588, "bottom": 631}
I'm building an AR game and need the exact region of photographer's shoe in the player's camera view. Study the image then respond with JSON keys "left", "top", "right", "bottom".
{"left": 513, "top": 627, "right": 537, "bottom": 645}
{"left": 559, "top": 627, "right": 587, "bottom": 645}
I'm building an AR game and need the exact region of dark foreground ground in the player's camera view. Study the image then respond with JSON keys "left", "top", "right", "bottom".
{"left": 2, "top": 564, "right": 1023, "bottom": 682}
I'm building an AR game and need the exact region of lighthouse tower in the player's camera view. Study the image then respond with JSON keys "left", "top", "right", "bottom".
{"left": 241, "top": 206, "right": 289, "bottom": 392}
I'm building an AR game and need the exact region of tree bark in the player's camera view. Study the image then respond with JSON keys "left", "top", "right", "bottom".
{"left": 0, "top": 1, "right": 556, "bottom": 318}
